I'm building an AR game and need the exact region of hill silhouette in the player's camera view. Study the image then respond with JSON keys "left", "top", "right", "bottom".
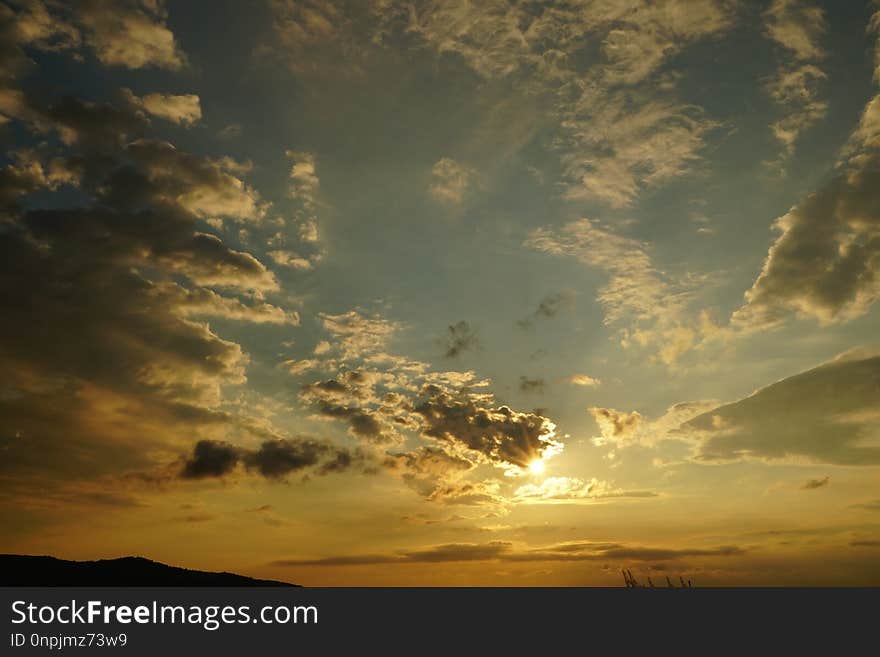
{"left": 0, "top": 555, "right": 298, "bottom": 586}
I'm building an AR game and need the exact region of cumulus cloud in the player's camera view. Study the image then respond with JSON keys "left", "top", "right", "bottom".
{"left": 733, "top": 150, "right": 880, "bottom": 327}
{"left": 180, "top": 438, "right": 366, "bottom": 480}
{"left": 428, "top": 157, "right": 477, "bottom": 206}
{"left": 122, "top": 88, "right": 202, "bottom": 126}
{"left": 0, "top": 0, "right": 185, "bottom": 98}
{"left": 414, "top": 384, "right": 561, "bottom": 473}
{"left": 513, "top": 476, "right": 656, "bottom": 503}
{"left": 280, "top": 359, "right": 321, "bottom": 376}
{"left": 525, "top": 219, "right": 706, "bottom": 363}
{"left": 300, "top": 371, "right": 401, "bottom": 444}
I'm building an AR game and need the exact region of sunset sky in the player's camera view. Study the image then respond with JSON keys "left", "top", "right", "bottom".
{"left": 2, "top": 0, "right": 880, "bottom": 586}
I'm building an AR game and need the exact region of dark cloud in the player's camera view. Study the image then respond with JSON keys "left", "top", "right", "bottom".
{"left": 414, "top": 385, "right": 561, "bottom": 471}
{"left": 441, "top": 320, "right": 479, "bottom": 358}
{"left": 181, "top": 438, "right": 366, "bottom": 481}
{"left": 518, "top": 377, "right": 545, "bottom": 394}
{"left": 801, "top": 476, "right": 830, "bottom": 490}
{"left": 181, "top": 440, "right": 241, "bottom": 479}
{"left": 682, "top": 350, "right": 880, "bottom": 465}
{"left": 517, "top": 290, "right": 576, "bottom": 328}
{"left": 243, "top": 439, "right": 354, "bottom": 479}
{"left": 0, "top": 89, "right": 288, "bottom": 499}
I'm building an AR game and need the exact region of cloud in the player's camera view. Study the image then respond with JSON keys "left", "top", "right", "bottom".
{"left": 122, "top": 88, "right": 202, "bottom": 126}
{"left": 267, "top": 249, "right": 313, "bottom": 270}
{"left": 763, "top": 0, "right": 825, "bottom": 61}
{"left": 165, "top": 284, "right": 299, "bottom": 325}
{"left": 735, "top": 13, "right": 880, "bottom": 327}
{"left": 181, "top": 440, "right": 240, "bottom": 479}
{"left": 73, "top": 0, "right": 186, "bottom": 70}
{"left": 589, "top": 408, "right": 645, "bottom": 446}
{"left": 872, "top": 4, "right": 880, "bottom": 82}
{"left": 762, "top": 1, "right": 827, "bottom": 162}
{"left": 425, "top": 480, "right": 508, "bottom": 507}
{"left": 286, "top": 150, "right": 319, "bottom": 205}
{"left": 280, "top": 359, "right": 321, "bottom": 375}
{"left": 319, "top": 310, "right": 402, "bottom": 360}
{"left": 558, "top": 96, "right": 720, "bottom": 208}
{"left": 681, "top": 350, "right": 880, "bottom": 465}
{"left": 382, "top": 446, "right": 475, "bottom": 498}
{"left": 274, "top": 541, "right": 513, "bottom": 566}
{"left": 517, "top": 290, "right": 576, "bottom": 328}
{"left": 414, "top": 385, "right": 561, "bottom": 473}
{"left": 0, "top": 0, "right": 185, "bottom": 100}
{"left": 0, "top": 88, "right": 302, "bottom": 501}
{"left": 180, "top": 438, "right": 367, "bottom": 481}
{"left": 567, "top": 374, "right": 601, "bottom": 388}
{"left": 265, "top": 0, "right": 384, "bottom": 77}
{"left": 298, "top": 309, "right": 570, "bottom": 490}
{"left": 441, "top": 320, "right": 479, "bottom": 359}
{"left": 428, "top": 157, "right": 477, "bottom": 206}
{"left": 300, "top": 372, "right": 399, "bottom": 444}
{"left": 801, "top": 476, "right": 830, "bottom": 490}
{"left": 518, "top": 377, "right": 545, "bottom": 394}
{"left": 273, "top": 539, "right": 744, "bottom": 566}
{"left": 218, "top": 123, "right": 242, "bottom": 139}
{"left": 265, "top": 1, "right": 731, "bottom": 207}
{"left": 512, "top": 542, "right": 744, "bottom": 563}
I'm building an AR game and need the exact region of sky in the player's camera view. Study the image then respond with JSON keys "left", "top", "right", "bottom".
{"left": 1, "top": 0, "right": 879, "bottom": 586}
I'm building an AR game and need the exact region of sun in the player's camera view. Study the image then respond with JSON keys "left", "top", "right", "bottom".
{"left": 528, "top": 459, "right": 546, "bottom": 475}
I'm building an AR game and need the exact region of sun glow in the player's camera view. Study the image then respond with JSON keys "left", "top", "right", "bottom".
{"left": 528, "top": 459, "right": 546, "bottom": 475}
